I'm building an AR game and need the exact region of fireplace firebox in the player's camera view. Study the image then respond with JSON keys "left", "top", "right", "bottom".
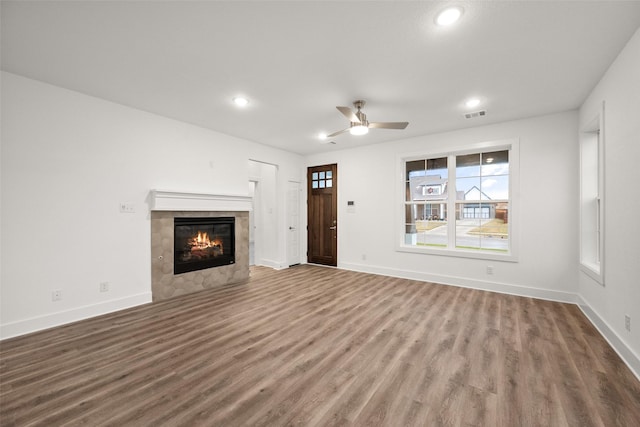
{"left": 174, "top": 217, "right": 235, "bottom": 274}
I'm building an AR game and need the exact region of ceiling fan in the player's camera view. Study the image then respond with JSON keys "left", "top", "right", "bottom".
{"left": 327, "top": 100, "right": 409, "bottom": 138}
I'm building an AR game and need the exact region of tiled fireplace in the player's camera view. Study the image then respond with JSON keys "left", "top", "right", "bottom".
{"left": 150, "top": 190, "right": 251, "bottom": 302}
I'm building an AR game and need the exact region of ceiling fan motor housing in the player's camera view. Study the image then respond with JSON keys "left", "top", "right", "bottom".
{"left": 354, "top": 112, "right": 368, "bottom": 127}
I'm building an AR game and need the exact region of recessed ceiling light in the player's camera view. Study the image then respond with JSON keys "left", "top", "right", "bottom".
{"left": 318, "top": 132, "right": 328, "bottom": 140}
{"left": 465, "top": 98, "right": 481, "bottom": 108}
{"left": 232, "top": 96, "right": 249, "bottom": 107}
{"left": 435, "top": 6, "right": 463, "bottom": 26}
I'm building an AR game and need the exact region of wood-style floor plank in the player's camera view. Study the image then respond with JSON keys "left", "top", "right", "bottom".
{"left": 1, "top": 265, "right": 639, "bottom": 426}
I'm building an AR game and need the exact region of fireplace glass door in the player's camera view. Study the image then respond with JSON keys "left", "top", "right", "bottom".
{"left": 174, "top": 217, "right": 235, "bottom": 274}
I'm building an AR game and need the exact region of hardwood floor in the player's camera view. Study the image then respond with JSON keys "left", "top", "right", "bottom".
{"left": 1, "top": 265, "right": 639, "bottom": 426}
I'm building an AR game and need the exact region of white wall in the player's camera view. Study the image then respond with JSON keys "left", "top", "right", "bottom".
{"left": 305, "top": 111, "right": 579, "bottom": 301}
{"left": 579, "top": 28, "right": 640, "bottom": 371}
{"left": 0, "top": 72, "right": 302, "bottom": 338}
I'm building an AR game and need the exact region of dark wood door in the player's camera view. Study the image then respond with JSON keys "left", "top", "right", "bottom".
{"left": 307, "top": 164, "right": 337, "bottom": 266}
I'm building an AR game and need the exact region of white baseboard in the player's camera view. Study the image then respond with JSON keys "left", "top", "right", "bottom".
{"left": 258, "top": 259, "right": 287, "bottom": 270}
{"left": 339, "top": 262, "right": 578, "bottom": 303}
{"left": 576, "top": 295, "right": 640, "bottom": 381}
{"left": 0, "top": 293, "right": 152, "bottom": 340}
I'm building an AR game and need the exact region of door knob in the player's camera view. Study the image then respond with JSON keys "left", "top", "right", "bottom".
{"left": 289, "top": 226, "right": 296, "bottom": 230}
{"left": 329, "top": 226, "right": 337, "bottom": 230}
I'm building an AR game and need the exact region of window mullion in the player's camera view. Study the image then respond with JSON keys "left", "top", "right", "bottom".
{"left": 447, "top": 154, "right": 457, "bottom": 249}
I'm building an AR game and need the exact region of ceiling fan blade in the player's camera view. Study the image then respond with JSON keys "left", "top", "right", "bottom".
{"left": 327, "top": 128, "right": 350, "bottom": 138}
{"left": 336, "top": 106, "right": 361, "bottom": 123}
{"left": 368, "top": 121, "right": 409, "bottom": 130}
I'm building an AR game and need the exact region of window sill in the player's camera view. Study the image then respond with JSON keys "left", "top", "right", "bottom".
{"left": 396, "top": 244, "right": 518, "bottom": 263}
{"left": 580, "top": 262, "right": 604, "bottom": 286}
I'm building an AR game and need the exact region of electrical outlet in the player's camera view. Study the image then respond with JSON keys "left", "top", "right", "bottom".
{"left": 100, "top": 282, "right": 110, "bottom": 292}
{"left": 119, "top": 203, "right": 135, "bottom": 213}
{"left": 486, "top": 265, "right": 494, "bottom": 275}
{"left": 625, "top": 315, "right": 631, "bottom": 332}
{"left": 52, "top": 290, "right": 62, "bottom": 302}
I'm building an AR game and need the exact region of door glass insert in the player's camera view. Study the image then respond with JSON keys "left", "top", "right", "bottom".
{"left": 312, "top": 169, "right": 333, "bottom": 190}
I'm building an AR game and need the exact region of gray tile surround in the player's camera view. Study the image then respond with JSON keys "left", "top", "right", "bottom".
{"left": 151, "top": 211, "right": 249, "bottom": 301}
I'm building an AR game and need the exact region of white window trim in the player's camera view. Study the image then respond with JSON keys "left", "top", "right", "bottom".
{"left": 579, "top": 102, "right": 605, "bottom": 285}
{"left": 396, "top": 138, "right": 520, "bottom": 262}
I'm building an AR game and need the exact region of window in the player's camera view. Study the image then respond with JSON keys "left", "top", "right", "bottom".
{"left": 580, "top": 103, "right": 604, "bottom": 284}
{"left": 455, "top": 150, "right": 510, "bottom": 253}
{"left": 311, "top": 170, "right": 333, "bottom": 189}
{"left": 399, "top": 140, "right": 518, "bottom": 261}
{"left": 405, "top": 157, "right": 448, "bottom": 248}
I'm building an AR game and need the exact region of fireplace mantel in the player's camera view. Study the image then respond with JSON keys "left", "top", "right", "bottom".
{"left": 149, "top": 190, "right": 252, "bottom": 212}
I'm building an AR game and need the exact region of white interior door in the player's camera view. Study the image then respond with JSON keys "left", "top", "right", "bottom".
{"left": 287, "top": 181, "right": 301, "bottom": 267}
{"left": 249, "top": 159, "right": 278, "bottom": 268}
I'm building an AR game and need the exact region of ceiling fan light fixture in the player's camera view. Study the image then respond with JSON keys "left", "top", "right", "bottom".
{"left": 435, "top": 6, "right": 463, "bottom": 26}
{"left": 349, "top": 125, "right": 369, "bottom": 136}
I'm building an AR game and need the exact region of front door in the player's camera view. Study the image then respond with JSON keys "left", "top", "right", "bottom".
{"left": 307, "top": 164, "right": 337, "bottom": 266}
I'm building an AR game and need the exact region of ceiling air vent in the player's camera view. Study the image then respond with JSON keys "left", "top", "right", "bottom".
{"left": 464, "top": 110, "right": 487, "bottom": 119}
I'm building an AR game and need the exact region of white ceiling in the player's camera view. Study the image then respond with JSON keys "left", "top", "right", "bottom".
{"left": 2, "top": 1, "right": 640, "bottom": 155}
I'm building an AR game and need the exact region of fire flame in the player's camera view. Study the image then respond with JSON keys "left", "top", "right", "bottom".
{"left": 188, "top": 231, "right": 223, "bottom": 254}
